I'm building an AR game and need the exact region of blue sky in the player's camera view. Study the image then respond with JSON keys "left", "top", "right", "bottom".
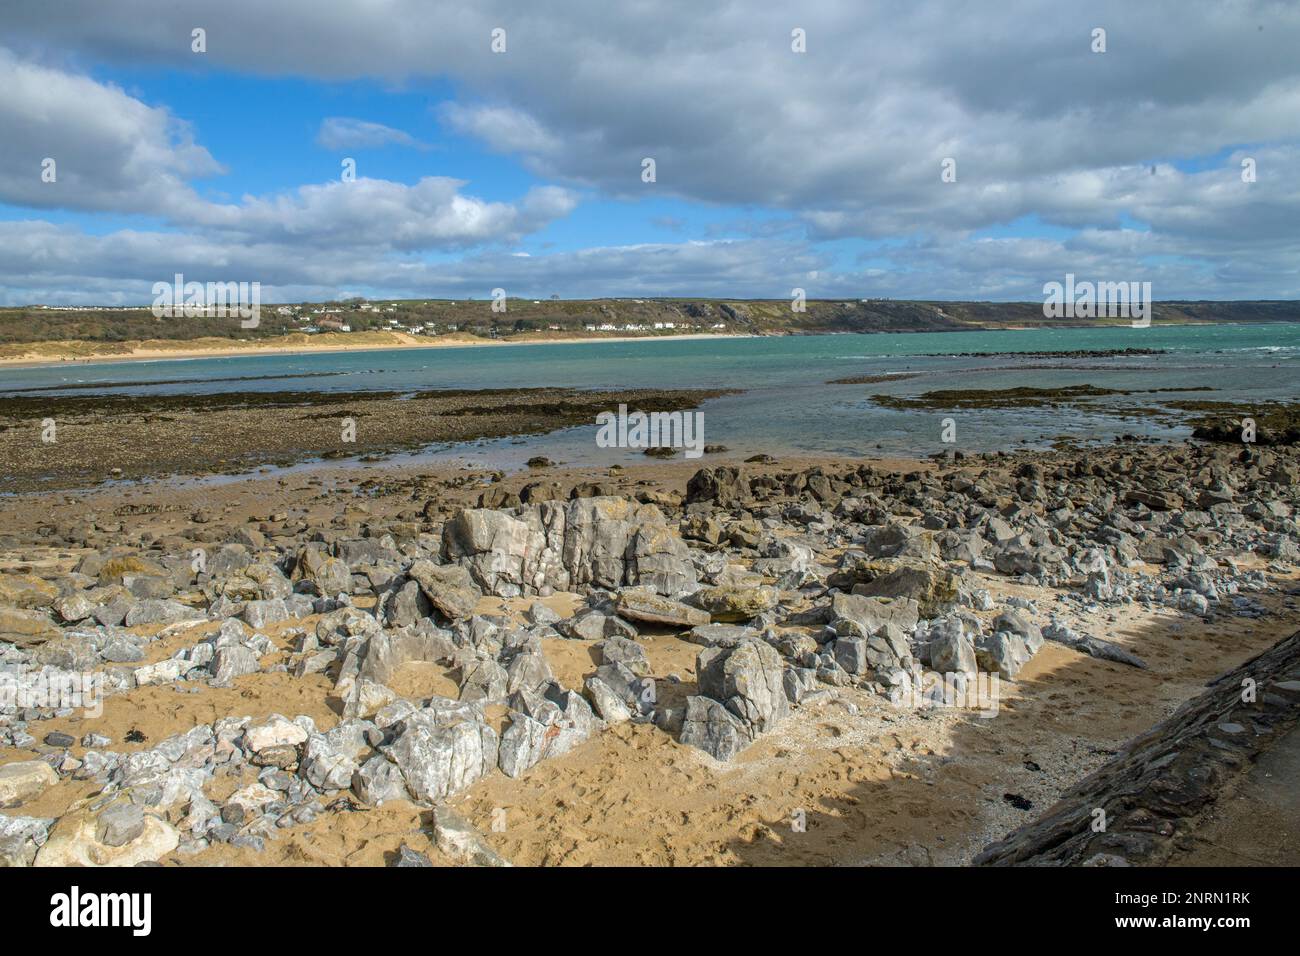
{"left": 1, "top": 1, "right": 1298, "bottom": 304}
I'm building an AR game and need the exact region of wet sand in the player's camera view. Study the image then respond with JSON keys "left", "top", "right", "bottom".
{"left": 0, "top": 386, "right": 726, "bottom": 493}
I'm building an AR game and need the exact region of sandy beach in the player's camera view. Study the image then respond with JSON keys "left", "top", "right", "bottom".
{"left": 0, "top": 331, "right": 757, "bottom": 370}
{"left": 2, "top": 438, "right": 1298, "bottom": 867}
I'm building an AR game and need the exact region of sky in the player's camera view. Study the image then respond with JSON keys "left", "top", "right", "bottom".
{"left": 1, "top": 0, "right": 1298, "bottom": 306}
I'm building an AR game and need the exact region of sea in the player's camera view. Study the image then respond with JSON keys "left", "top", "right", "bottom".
{"left": 4, "top": 323, "right": 1298, "bottom": 476}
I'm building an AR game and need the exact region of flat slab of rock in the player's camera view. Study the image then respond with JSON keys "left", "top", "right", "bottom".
{"left": 0, "top": 760, "right": 58, "bottom": 808}
{"left": 615, "top": 591, "right": 709, "bottom": 627}
{"left": 0, "top": 573, "right": 58, "bottom": 609}
{"left": 687, "top": 624, "right": 758, "bottom": 648}
{"left": 35, "top": 811, "right": 179, "bottom": 867}
{"left": 0, "top": 607, "right": 60, "bottom": 647}
{"left": 975, "top": 628, "right": 1300, "bottom": 866}
{"left": 830, "top": 593, "right": 920, "bottom": 634}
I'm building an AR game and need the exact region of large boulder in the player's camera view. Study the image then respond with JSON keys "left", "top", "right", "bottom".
{"left": 860, "top": 524, "right": 935, "bottom": 560}
{"left": 976, "top": 631, "right": 1033, "bottom": 679}
{"left": 829, "top": 593, "right": 920, "bottom": 634}
{"left": 685, "top": 466, "right": 751, "bottom": 508}
{"left": 584, "top": 676, "right": 633, "bottom": 723}
{"left": 0, "top": 574, "right": 58, "bottom": 609}
{"left": 382, "top": 579, "right": 433, "bottom": 627}
{"left": 442, "top": 497, "right": 697, "bottom": 598}
{"left": 853, "top": 562, "right": 958, "bottom": 617}
{"left": 316, "top": 558, "right": 354, "bottom": 596}
{"left": 992, "top": 544, "right": 1068, "bottom": 580}
{"left": 692, "top": 585, "right": 778, "bottom": 623}
{"left": 924, "top": 617, "right": 978, "bottom": 674}
{"left": 679, "top": 696, "right": 752, "bottom": 761}
{"left": 562, "top": 497, "right": 692, "bottom": 596}
{"left": 441, "top": 508, "right": 552, "bottom": 597}
{"left": 498, "top": 687, "right": 601, "bottom": 776}
{"left": 0, "top": 608, "right": 60, "bottom": 647}
{"left": 408, "top": 560, "right": 481, "bottom": 621}
{"left": 992, "top": 610, "right": 1045, "bottom": 655}
{"left": 384, "top": 704, "right": 499, "bottom": 803}
{"left": 459, "top": 657, "right": 510, "bottom": 703}
{"left": 696, "top": 639, "right": 789, "bottom": 736}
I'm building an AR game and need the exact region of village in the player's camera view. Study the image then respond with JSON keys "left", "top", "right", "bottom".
{"left": 278, "top": 299, "right": 730, "bottom": 337}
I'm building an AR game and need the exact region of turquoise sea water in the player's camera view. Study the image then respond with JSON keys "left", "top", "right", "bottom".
{"left": 4, "top": 323, "right": 1299, "bottom": 472}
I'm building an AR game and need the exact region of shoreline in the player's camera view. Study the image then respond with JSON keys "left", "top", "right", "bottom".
{"left": 0, "top": 331, "right": 758, "bottom": 370}
{"left": 0, "top": 318, "right": 1258, "bottom": 370}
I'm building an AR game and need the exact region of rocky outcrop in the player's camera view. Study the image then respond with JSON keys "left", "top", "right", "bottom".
{"left": 975, "top": 629, "right": 1300, "bottom": 866}
{"left": 442, "top": 496, "right": 698, "bottom": 599}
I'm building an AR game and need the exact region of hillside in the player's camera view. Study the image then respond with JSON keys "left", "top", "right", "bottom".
{"left": 1, "top": 297, "right": 1297, "bottom": 349}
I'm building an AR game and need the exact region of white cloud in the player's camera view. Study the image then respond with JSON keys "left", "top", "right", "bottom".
{"left": 438, "top": 103, "right": 560, "bottom": 155}
{"left": 0, "top": 52, "right": 578, "bottom": 254}
{"left": 316, "top": 117, "right": 426, "bottom": 150}
{"left": 188, "top": 178, "right": 577, "bottom": 250}
{"left": 0, "top": 48, "right": 220, "bottom": 216}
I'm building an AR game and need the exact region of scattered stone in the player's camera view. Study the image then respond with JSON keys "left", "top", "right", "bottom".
{"left": 393, "top": 843, "right": 433, "bottom": 867}
{"left": 96, "top": 803, "right": 146, "bottom": 847}
{"left": 432, "top": 805, "right": 510, "bottom": 866}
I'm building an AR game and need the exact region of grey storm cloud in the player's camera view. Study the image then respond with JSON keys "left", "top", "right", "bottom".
{"left": 1, "top": 0, "right": 1299, "bottom": 300}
